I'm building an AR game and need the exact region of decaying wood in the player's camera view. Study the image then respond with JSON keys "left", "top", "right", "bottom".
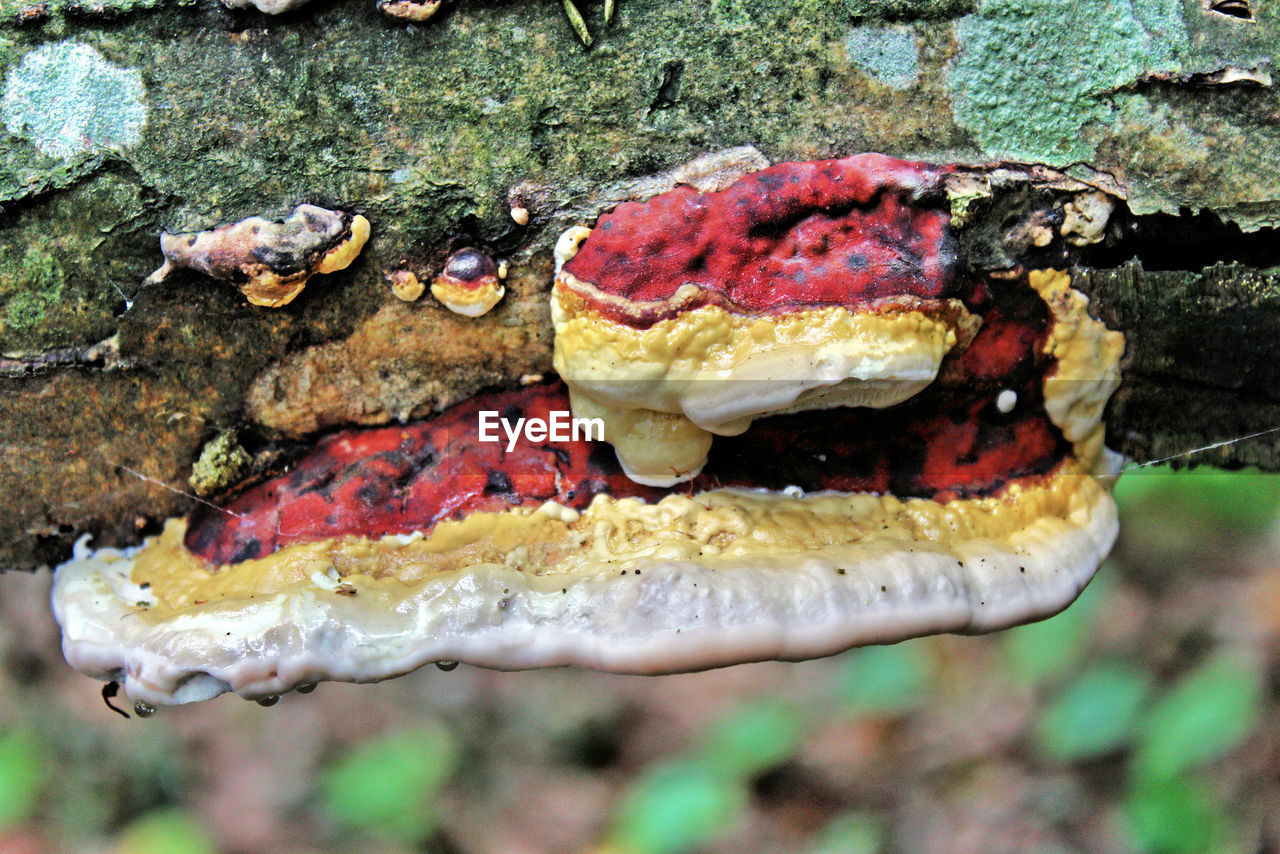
{"left": 2, "top": 0, "right": 1278, "bottom": 570}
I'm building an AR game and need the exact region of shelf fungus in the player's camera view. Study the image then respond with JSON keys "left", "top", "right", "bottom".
{"left": 53, "top": 155, "right": 1124, "bottom": 707}
{"left": 430, "top": 248, "right": 505, "bottom": 317}
{"left": 553, "top": 153, "right": 976, "bottom": 485}
{"left": 144, "top": 205, "right": 371, "bottom": 308}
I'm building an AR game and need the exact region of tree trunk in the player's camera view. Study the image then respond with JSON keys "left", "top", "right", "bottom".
{"left": 2, "top": 0, "right": 1278, "bottom": 570}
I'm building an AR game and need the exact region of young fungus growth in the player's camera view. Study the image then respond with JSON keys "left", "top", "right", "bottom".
{"left": 386, "top": 269, "right": 426, "bottom": 302}
{"left": 376, "top": 0, "right": 442, "bottom": 22}
{"left": 145, "top": 205, "right": 371, "bottom": 308}
{"left": 430, "top": 248, "right": 505, "bottom": 317}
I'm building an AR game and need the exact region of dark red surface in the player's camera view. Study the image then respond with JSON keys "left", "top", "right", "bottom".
{"left": 186, "top": 376, "right": 1067, "bottom": 566}
{"left": 185, "top": 272, "right": 1063, "bottom": 566}
{"left": 438, "top": 248, "right": 498, "bottom": 292}
{"left": 560, "top": 154, "right": 957, "bottom": 325}
{"left": 184, "top": 384, "right": 665, "bottom": 565}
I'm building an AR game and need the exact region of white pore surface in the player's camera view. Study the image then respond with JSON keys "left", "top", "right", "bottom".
{"left": 52, "top": 487, "right": 1117, "bottom": 706}
{"left": 675, "top": 346, "right": 943, "bottom": 435}
{"left": 435, "top": 285, "right": 504, "bottom": 317}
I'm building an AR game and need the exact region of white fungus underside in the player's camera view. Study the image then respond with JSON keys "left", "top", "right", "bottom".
{"left": 52, "top": 486, "right": 1117, "bottom": 706}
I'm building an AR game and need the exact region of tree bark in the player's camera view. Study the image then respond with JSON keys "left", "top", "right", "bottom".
{"left": 2, "top": 0, "right": 1278, "bottom": 570}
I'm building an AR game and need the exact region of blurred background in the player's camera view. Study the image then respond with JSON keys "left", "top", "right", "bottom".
{"left": 1, "top": 464, "right": 1278, "bottom": 854}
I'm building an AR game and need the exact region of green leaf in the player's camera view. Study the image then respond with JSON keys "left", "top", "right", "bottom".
{"left": 806, "top": 810, "right": 885, "bottom": 854}
{"left": 699, "top": 700, "right": 806, "bottom": 778}
{"left": 1034, "top": 662, "right": 1150, "bottom": 761}
{"left": 834, "top": 642, "right": 932, "bottom": 716}
{"left": 112, "top": 810, "right": 218, "bottom": 854}
{"left": 1114, "top": 466, "right": 1280, "bottom": 537}
{"left": 1124, "top": 776, "right": 1232, "bottom": 854}
{"left": 0, "top": 728, "right": 44, "bottom": 831}
{"left": 1132, "top": 654, "right": 1262, "bottom": 782}
{"left": 605, "top": 760, "right": 747, "bottom": 854}
{"left": 320, "top": 724, "right": 458, "bottom": 844}
{"left": 1002, "top": 572, "right": 1108, "bottom": 686}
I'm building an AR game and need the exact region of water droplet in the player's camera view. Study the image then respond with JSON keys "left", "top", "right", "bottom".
{"left": 296, "top": 683, "right": 317, "bottom": 694}
{"left": 256, "top": 695, "right": 280, "bottom": 707}
{"left": 133, "top": 701, "right": 156, "bottom": 718}
{"left": 435, "top": 660, "right": 459, "bottom": 672}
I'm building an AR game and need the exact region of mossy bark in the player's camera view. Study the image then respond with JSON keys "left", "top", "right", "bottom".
{"left": 2, "top": 0, "right": 1279, "bottom": 570}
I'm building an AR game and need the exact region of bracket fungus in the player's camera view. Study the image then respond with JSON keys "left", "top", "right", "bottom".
{"left": 430, "top": 248, "right": 505, "bottom": 317}
{"left": 145, "top": 205, "right": 371, "bottom": 308}
{"left": 52, "top": 154, "right": 1124, "bottom": 707}
{"left": 553, "top": 154, "right": 974, "bottom": 485}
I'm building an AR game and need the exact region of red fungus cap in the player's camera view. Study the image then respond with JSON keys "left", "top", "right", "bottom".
{"left": 560, "top": 154, "right": 956, "bottom": 325}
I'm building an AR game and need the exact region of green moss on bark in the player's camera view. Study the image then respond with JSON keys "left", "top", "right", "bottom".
{"left": 946, "top": 0, "right": 1187, "bottom": 163}
{"left": 0, "top": 171, "right": 157, "bottom": 350}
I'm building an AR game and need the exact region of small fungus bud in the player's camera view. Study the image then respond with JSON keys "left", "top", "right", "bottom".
{"left": 554, "top": 225, "right": 592, "bottom": 272}
{"left": 376, "top": 0, "right": 441, "bottom": 22}
{"left": 1061, "top": 191, "right": 1116, "bottom": 247}
{"left": 145, "top": 205, "right": 370, "bottom": 308}
{"left": 386, "top": 269, "right": 425, "bottom": 302}
{"left": 430, "top": 248, "right": 504, "bottom": 317}
{"left": 507, "top": 182, "right": 547, "bottom": 226}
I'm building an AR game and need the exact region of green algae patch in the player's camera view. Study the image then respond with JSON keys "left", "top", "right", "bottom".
{"left": 0, "top": 36, "right": 146, "bottom": 206}
{"left": 1180, "top": 0, "right": 1278, "bottom": 76}
{"left": 188, "top": 429, "right": 252, "bottom": 497}
{"left": 947, "top": 0, "right": 1280, "bottom": 179}
{"left": 947, "top": 0, "right": 1188, "bottom": 163}
{"left": 1099, "top": 88, "right": 1280, "bottom": 229}
{"left": 1, "top": 0, "right": 971, "bottom": 265}
{"left": 2, "top": 40, "right": 146, "bottom": 160}
{"left": 0, "top": 0, "right": 192, "bottom": 24}
{"left": 710, "top": 0, "right": 755, "bottom": 31}
{"left": 1, "top": 246, "right": 65, "bottom": 337}
{"left": 1, "top": 0, "right": 973, "bottom": 273}
{"left": 845, "top": 25, "right": 920, "bottom": 89}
